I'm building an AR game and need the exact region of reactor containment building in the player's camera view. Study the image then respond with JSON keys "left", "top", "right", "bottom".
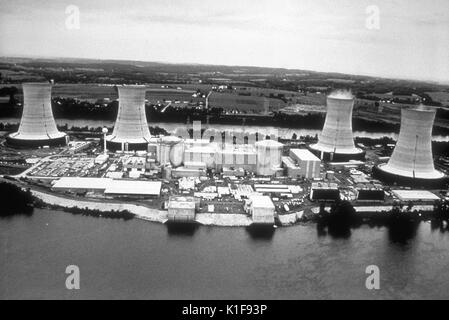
{"left": 7, "top": 82, "right": 68, "bottom": 147}
{"left": 309, "top": 94, "right": 364, "bottom": 161}
{"left": 106, "top": 85, "right": 151, "bottom": 151}
{"left": 373, "top": 105, "right": 446, "bottom": 188}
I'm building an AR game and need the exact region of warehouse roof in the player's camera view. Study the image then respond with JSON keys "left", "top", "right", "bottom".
{"left": 52, "top": 177, "right": 161, "bottom": 196}
{"left": 104, "top": 180, "right": 161, "bottom": 196}
{"left": 168, "top": 196, "right": 196, "bottom": 209}
{"left": 392, "top": 190, "right": 440, "bottom": 201}
{"left": 249, "top": 195, "right": 275, "bottom": 209}
{"left": 52, "top": 177, "right": 112, "bottom": 190}
{"left": 290, "top": 149, "right": 320, "bottom": 161}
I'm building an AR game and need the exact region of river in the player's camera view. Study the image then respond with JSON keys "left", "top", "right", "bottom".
{"left": 1, "top": 209, "right": 449, "bottom": 299}
{"left": 1, "top": 117, "right": 449, "bottom": 141}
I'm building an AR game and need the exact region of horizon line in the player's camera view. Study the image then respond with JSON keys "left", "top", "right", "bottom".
{"left": 1, "top": 53, "right": 448, "bottom": 86}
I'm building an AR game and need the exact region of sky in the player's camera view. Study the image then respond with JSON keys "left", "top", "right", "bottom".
{"left": 0, "top": 0, "right": 448, "bottom": 83}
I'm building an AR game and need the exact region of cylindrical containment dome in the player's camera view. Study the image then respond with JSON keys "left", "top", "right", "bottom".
{"left": 255, "top": 139, "right": 283, "bottom": 176}
{"left": 169, "top": 139, "right": 184, "bottom": 167}
{"left": 7, "top": 82, "right": 67, "bottom": 147}
{"left": 309, "top": 95, "right": 364, "bottom": 161}
{"left": 158, "top": 135, "right": 184, "bottom": 167}
{"left": 106, "top": 85, "right": 151, "bottom": 150}
{"left": 375, "top": 106, "right": 445, "bottom": 185}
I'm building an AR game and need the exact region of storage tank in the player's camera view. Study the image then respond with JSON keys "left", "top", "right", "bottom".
{"left": 255, "top": 139, "right": 283, "bottom": 176}
{"left": 309, "top": 93, "right": 364, "bottom": 161}
{"left": 169, "top": 139, "right": 184, "bottom": 167}
{"left": 106, "top": 85, "right": 151, "bottom": 151}
{"left": 7, "top": 82, "right": 67, "bottom": 147}
{"left": 374, "top": 106, "right": 445, "bottom": 187}
{"left": 158, "top": 135, "right": 184, "bottom": 167}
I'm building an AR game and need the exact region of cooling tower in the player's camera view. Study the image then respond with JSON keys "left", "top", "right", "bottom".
{"left": 255, "top": 139, "right": 283, "bottom": 176}
{"left": 309, "top": 95, "right": 364, "bottom": 161}
{"left": 374, "top": 106, "right": 445, "bottom": 187}
{"left": 7, "top": 83, "right": 67, "bottom": 147}
{"left": 106, "top": 85, "right": 151, "bottom": 151}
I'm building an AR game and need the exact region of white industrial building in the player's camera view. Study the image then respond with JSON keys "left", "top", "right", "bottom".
{"left": 106, "top": 85, "right": 151, "bottom": 151}
{"left": 7, "top": 82, "right": 68, "bottom": 147}
{"left": 309, "top": 94, "right": 364, "bottom": 161}
{"left": 288, "top": 149, "right": 321, "bottom": 179}
{"left": 167, "top": 196, "right": 196, "bottom": 222}
{"left": 183, "top": 145, "right": 218, "bottom": 169}
{"left": 52, "top": 177, "right": 161, "bottom": 198}
{"left": 216, "top": 144, "right": 257, "bottom": 172}
{"left": 248, "top": 195, "right": 275, "bottom": 225}
{"left": 392, "top": 190, "right": 440, "bottom": 202}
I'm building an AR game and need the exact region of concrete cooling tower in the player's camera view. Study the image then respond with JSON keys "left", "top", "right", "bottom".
{"left": 106, "top": 85, "right": 151, "bottom": 151}
{"left": 374, "top": 106, "right": 446, "bottom": 188}
{"left": 7, "top": 83, "right": 67, "bottom": 147}
{"left": 309, "top": 95, "right": 364, "bottom": 161}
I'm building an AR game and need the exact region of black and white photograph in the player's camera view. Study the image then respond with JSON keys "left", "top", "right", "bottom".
{"left": 0, "top": 0, "right": 449, "bottom": 304}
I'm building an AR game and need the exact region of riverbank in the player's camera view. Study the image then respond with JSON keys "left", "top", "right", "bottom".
{"left": 28, "top": 188, "right": 444, "bottom": 228}
{"left": 1, "top": 178, "right": 445, "bottom": 228}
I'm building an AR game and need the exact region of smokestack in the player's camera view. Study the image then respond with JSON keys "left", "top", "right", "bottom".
{"left": 309, "top": 93, "right": 364, "bottom": 161}
{"left": 7, "top": 82, "right": 67, "bottom": 147}
{"left": 106, "top": 85, "right": 151, "bottom": 151}
{"left": 375, "top": 106, "right": 444, "bottom": 186}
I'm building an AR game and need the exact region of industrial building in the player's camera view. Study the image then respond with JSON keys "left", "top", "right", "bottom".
{"left": 167, "top": 196, "right": 196, "bottom": 222}
{"left": 7, "top": 82, "right": 68, "bottom": 147}
{"left": 309, "top": 94, "right": 364, "bottom": 161}
{"left": 183, "top": 145, "right": 218, "bottom": 169}
{"left": 355, "top": 184, "right": 385, "bottom": 201}
{"left": 310, "top": 182, "right": 340, "bottom": 201}
{"left": 374, "top": 106, "right": 446, "bottom": 187}
{"left": 282, "top": 156, "right": 301, "bottom": 177}
{"left": 391, "top": 190, "right": 440, "bottom": 202}
{"left": 287, "top": 149, "right": 321, "bottom": 179}
{"left": 216, "top": 144, "right": 257, "bottom": 172}
{"left": 106, "top": 85, "right": 151, "bottom": 151}
{"left": 247, "top": 195, "right": 275, "bottom": 225}
{"left": 51, "top": 177, "right": 161, "bottom": 198}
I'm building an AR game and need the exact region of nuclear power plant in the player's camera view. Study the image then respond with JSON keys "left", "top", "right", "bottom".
{"left": 2, "top": 80, "right": 449, "bottom": 228}
{"left": 309, "top": 94, "right": 364, "bottom": 161}
{"left": 374, "top": 106, "right": 446, "bottom": 187}
{"left": 105, "top": 85, "right": 151, "bottom": 151}
{"left": 7, "top": 82, "right": 68, "bottom": 147}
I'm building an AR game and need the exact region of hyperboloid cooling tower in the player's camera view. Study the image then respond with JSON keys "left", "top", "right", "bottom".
{"left": 309, "top": 94, "right": 364, "bottom": 161}
{"left": 7, "top": 83, "right": 67, "bottom": 147}
{"left": 106, "top": 85, "right": 151, "bottom": 151}
{"left": 374, "top": 106, "right": 446, "bottom": 188}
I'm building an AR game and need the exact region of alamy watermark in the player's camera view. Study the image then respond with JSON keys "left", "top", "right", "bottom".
{"left": 365, "top": 5, "right": 380, "bottom": 30}
{"left": 65, "top": 265, "right": 80, "bottom": 290}
{"left": 365, "top": 265, "right": 380, "bottom": 290}
{"left": 65, "top": 5, "right": 80, "bottom": 30}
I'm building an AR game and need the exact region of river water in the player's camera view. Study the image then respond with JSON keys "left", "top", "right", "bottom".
{"left": 1, "top": 117, "right": 449, "bottom": 141}
{"left": 1, "top": 209, "right": 449, "bottom": 299}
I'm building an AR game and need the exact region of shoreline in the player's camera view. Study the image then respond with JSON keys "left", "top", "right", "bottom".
{"left": 29, "top": 187, "right": 438, "bottom": 228}
{"left": 0, "top": 178, "right": 442, "bottom": 228}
